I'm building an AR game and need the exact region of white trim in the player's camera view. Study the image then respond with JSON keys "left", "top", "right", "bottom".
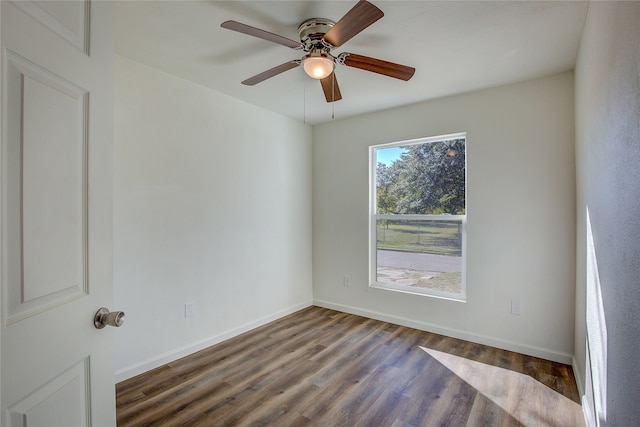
{"left": 314, "top": 299, "right": 574, "bottom": 365}
{"left": 572, "top": 356, "right": 585, "bottom": 398}
{"left": 372, "top": 132, "right": 467, "bottom": 150}
{"left": 114, "top": 300, "right": 313, "bottom": 383}
{"left": 573, "top": 356, "right": 592, "bottom": 427}
{"left": 369, "top": 280, "right": 466, "bottom": 302}
{"left": 376, "top": 214, "right": 466, "bottom": 221}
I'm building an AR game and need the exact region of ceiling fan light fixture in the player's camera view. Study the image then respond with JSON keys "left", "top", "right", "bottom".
{"left": 303, "top": 53, "right": 334, "bottom": 79}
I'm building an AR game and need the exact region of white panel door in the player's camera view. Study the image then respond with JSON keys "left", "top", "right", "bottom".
{"left": 1, "top": 1, "right": 116, "bottom": 425}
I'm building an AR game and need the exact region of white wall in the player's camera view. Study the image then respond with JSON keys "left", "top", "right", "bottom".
{"left": 574, "top": 2, "right": 640, "bottom": 426}
{"left": 113, "top": 57, "right": 313, "bottom": 380}
{"left": 313, "top": 72, "right": 576, "bottom": 363}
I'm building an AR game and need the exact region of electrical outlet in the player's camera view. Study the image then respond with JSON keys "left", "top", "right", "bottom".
{"left": 343, "top": 276, "right": 351, "bottom": 287}
{"left": 511, "top": 299, "right": 521, "bottom": 316}
{"left": 185, "top": 303, "right": 195, "bottom": 318}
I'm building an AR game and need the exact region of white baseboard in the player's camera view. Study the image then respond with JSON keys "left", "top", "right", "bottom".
{"left": 313, "top": 299, "right": 574, "bottom": 365}
{"left": 573, "top": 356, "right": 591, "bottom": 427}
{"left": 114, "top": 300, "right": 313, "bottom": 383}
{"left": 573, "top": 356, "right": 585, "bottom": 397}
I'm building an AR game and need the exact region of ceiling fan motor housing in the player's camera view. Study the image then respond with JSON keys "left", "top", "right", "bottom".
{"left": 298, "top": 18, "right": 336, "bottom": 50}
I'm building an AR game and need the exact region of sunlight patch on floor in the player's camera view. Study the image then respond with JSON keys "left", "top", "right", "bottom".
{"left": 420, "top": 347, "right": 585, "bottom": 427}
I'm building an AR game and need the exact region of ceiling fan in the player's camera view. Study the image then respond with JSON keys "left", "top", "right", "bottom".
{"left": 220, "top": 0, "right": 416, "bottom": 103}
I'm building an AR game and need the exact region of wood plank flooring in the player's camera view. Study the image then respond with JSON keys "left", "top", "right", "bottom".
{"left": 116, "top": 306, "right": 584, "bottom": 426}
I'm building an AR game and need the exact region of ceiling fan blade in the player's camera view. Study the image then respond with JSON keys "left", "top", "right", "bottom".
{"left": 241, "top": 60, "right": 301, "bottom": 86}
{"left": 341, "top": 53, "right": 415, "bottom": 81}
{"left": 323, "top": 1, "right": 384, "bottom": 48}
{"left": 320, "top": 72, "right": 343, "bottom": 102}
{"left": 221, "top": 20, "right": 304, "bottom": 50}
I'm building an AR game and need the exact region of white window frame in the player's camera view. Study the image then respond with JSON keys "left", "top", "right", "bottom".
{"left": 369, "top": 132, "right": 467, "bottom": 302}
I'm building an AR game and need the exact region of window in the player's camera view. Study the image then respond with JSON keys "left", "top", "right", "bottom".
{"left": 370, "top": 133, "right": 466, "bottom": 300}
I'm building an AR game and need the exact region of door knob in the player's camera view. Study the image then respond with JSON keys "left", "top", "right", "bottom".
{"left": 94, "top": 307, "right": 125, "bottom": 329}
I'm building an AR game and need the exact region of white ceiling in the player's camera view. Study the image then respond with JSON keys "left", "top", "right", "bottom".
{"left": 115, "top": 1, "right": 588, "bottom": 125}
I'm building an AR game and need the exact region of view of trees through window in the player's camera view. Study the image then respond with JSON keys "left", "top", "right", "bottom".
{"left": 376, "top": 138, "right": 466, "bottom": 215}
{"left": 372, "top": 135, "right": 466, "bottom": 298}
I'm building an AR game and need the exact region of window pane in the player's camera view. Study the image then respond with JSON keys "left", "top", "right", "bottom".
{"left": 376, "top": 138, "right": 465, "bottom": 215}
{"left": 376, "top": 219, "right": 463, "bottom": 294}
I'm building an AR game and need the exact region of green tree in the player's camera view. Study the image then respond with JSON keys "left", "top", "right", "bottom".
{"left": 378, "top": 139, "right": 465, "bottom": 215}
{"left": 376, "top": 162, "right": 397, "bottom": 214}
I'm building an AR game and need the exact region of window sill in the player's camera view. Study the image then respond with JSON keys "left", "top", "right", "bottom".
{"left": 369, "top": 282, "right": 466, "bottom": 303}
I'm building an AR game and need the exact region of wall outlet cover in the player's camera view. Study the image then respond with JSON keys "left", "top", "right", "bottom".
{"left": 511, "top": 299, "right": 521, "bottom": 316}
{"left": 185, "top": 303, "right": 195, "bottom": 318}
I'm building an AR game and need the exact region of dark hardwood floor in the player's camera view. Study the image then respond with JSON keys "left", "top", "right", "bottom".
{"left": 116, "top": 306, "right": 584, "bottom": 426}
